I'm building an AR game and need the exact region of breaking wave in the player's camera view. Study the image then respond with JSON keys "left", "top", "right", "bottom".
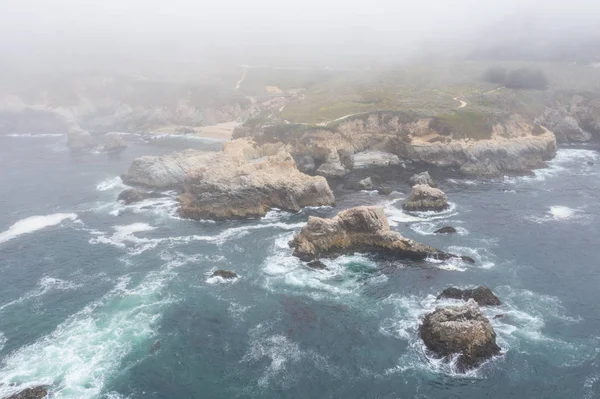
{"left": 0, "top": 213, "right": 78, "bottom": 244}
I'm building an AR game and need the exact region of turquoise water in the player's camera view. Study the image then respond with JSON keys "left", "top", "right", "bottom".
{"left": 0, "top": 134, "right": 598, "bottom": 398}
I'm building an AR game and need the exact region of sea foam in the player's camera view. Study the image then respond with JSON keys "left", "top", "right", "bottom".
{"left": 0, "top": 213, "right": 78, "bottom": 244}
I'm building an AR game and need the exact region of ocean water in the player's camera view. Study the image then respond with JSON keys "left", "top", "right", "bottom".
{"left": 0, "top": 134, "right": 599, "bottom": 398}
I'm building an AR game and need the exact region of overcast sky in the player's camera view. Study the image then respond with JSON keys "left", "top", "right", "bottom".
{"left": 1, "top": 0, "right": 599, "bottom": 72}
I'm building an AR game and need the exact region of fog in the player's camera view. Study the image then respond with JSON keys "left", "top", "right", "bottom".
{"left": 1, "top": 0, "right": 599, "bottom": 74}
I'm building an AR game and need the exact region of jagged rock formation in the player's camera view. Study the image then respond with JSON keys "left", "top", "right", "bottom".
{"left": 178, "top": 139, "right": 335, "bottom": 220}
{"left": 409, "top": 171, "right": 435, "bottom": 187}
{"left": 437, "top": 286, "right": 501, "bottom": 306}
{"left": 117, "top": 188, "right": 165, "bottom": 205}
{"left": 289, "top": 206, "right": 462, "bottom": 262}
{"left": 403, "top": 184, "right": 449, "bottom": 212}
{"left": 122, "top": 150, "right": 214, "bottom": 189}
{"left": 103, "top": 132, "right": 128, "bottom": 153}
{"left": 6, "top": 386, "right": 48, "bottom": 399}
{"left": 234, "top": 111, "right": 557, "bottom": 177}
{"left": 419, "top": 299, "right": 501, "bottom": 371}
{"left": 537, "top": 107, "right": 592, "bottom": 142}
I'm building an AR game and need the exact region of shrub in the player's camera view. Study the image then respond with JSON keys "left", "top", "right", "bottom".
{"left": 483, "top": 66, "right": 507, "bottom": 85}
{"left": 482, "top": 66, "right": 549, "bottom": 90}
{"left": 505, "top": 68, "right": 549, "bottom": 90}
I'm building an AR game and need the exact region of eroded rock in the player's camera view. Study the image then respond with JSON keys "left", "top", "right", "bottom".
{"left": 178, "top": 139, "right": 335, "bottom": 220}
{"left": 403, "top": 184, "right": 449, "bottom": 212}
{"left": 437, "top": 286, "right": 501, "bottom": 306}
{"left": 358, "top": 177, "right": 373, "bottom": 190}
{"left": 419, "top": 299, "right": 501, "bottom": 371}
{"left": 289, "top": 206, "right": 455, "bottom": 262}
{"left": 306, "top": 260, "right": 328, "bottom": 270}
{"left": 409, "top": 171, "right": 434, "bottom": 187}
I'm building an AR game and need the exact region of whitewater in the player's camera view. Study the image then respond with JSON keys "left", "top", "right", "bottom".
{"left": 0, "top": 134, "right": 598, "bottom": 398}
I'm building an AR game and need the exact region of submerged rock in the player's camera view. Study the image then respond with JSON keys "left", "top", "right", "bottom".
{"left": 409, "top": 171, "right": 434, "bottom": 187}
{"left": 437, "top": 286, "right": 501, "bottom": 306}
{"left": 306, "top": 260, "right": 328, "bottom": 270}
{"left": 117, "top": 188, "right": 165, "bottom": 205}
{"left": 211, "top": 270, "right": 238, "bottom": 279}
{"left": 178, "top": 139, "right": 335, "bottom": 220}
{"left": 419, "top": 299, "right": 501, "bottom": 371}
{"left": 289, "top": 206, "right": 457, "bottom": 262}
{"left": 434, "top": 226, "right": 457, "bottom": 234}
{"left": 358, "top": 177, "right": 373, "bottom": 190}
{"left": 403, "top": 184, "right": 449, "bottom": 212}
{"left": 6, "top": 387, "right": 48, "bottom": 399}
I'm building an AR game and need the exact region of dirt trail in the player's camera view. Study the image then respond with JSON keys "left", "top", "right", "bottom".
{"left": 453, "top": 97, "right": 468, "bottom": 109}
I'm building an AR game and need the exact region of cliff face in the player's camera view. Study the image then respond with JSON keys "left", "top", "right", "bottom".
{"left": 234, "top": 111, "right": 557, "bottom": 177}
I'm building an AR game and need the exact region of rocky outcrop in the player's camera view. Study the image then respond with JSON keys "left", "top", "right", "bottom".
{"left": 437, "top": 286, "right": 501, "bottom": 306}
{"left": 353, "top": 151, "right": 403, "bottom": 169}
{"left": 306, "top": 260, "right": 328, "bottom": 270}
{"left": 210, "top": 270, "right": 238, "bottom": 279}
{"left": 117, "top": 188, "right": 165, "bottom": 205}
{"left": 234, "top": 111, "right": 558, "bottom": 177}
{"left": 409, "top": 171, "right": 434, "bottom": 187}
{"left": 6, "top": 386, "right": 48, "bottom": 399}
{"left": 537, "top": 107, "right": 592, "bottom": 142}
{"left": 103, "top": 132, "right": 128, "bottom": 153}
{"left": 289, "top": 206, "right": 460, "bottom": 262}
{"left": 315, "top": 149, "right": 347, "bottom": 178}
{"left": 358, "top": 177, "right": 373, "bottom": 190}
{"left": 434, "top": 226, "right": 457, "bottom": 234}
{"left": 67, "top": 127, "right": 96, "bottom": 152}
{"left": 178, "top": 139, "right": 335, "bottom": 220}
{"left": 403, "top": 184, "right": 449, "bottom": 212}
{"left": 419, "top": 299, "right": 501, "bottom": 371}
{"left": 121, "top": 149, "right": 214, "bottom": 189}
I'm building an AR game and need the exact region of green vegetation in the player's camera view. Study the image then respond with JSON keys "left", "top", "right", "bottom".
{"left": 429, "top": 111, "right": 496, "bottom": 141}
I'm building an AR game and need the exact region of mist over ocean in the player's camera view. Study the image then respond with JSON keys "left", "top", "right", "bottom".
{"left": 0, "top": 133, "right": 598, "bottom": 398}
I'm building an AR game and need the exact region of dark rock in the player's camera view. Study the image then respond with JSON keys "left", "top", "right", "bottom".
{"left": 337, "top": 148, "right": 355, "bottom": 170}
{"left": 419, "top": 299, "right": 501, "bottom": 371}
{"left": 306, "top": 260, "right": 327, "bottom": 270}
{"left": 437, "top": 286, "right": 501, "bottom": 306}
{"left": 150, "top": 340, "right": 161, "bottom": 353}
{"left": 435, "top": 226, "right": 457, "bottom": 234}
{"left": 409, "top": 171, "right": 435, "bottom": 187}
{"left": 461, "top": 256, "right": 476, "bottom": 264}
{"left": 117, "top": 188, "right": 165, "bottom": 205}
{"left": 211, "top": 270, "right": 238, "bottom": 279}
{"left": 358, "top": 177, "right": 373, "bottom": 190}
{"left": 6, "top": 387, "right": 48, "bottom": 399}
{"left": 296, "top": 155, "right": 316, "bottom": 174}
{"left": 377, "top": 187, "right": 393, "bottom": 195}
{"left": 493, "top": 314, "right": 505, "bottom": 319}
